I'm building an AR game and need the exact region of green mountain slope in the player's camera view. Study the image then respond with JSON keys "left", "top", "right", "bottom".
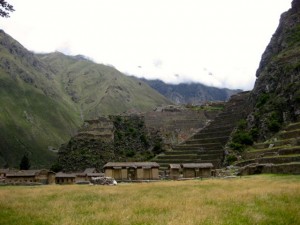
{"left": 0, "top": 30, "right": 82, "bottom": 168}
{"left": 38, "top": 52, "right": 172, "bottom": 119}
{"left": 0, "top": 30, "right": 171, "bottom": 168}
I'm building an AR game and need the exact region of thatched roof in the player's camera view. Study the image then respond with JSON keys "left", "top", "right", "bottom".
{"left": 103, "top": 162, "right": 160, "bottom": 169}
{"left": 0, "top": 168, "right": 10, "bottom": 174}
{"left": 181, "top": 163, "right": 213, "bottom": 169}
{"left": 84, "top": 168, "right": 97, "bottom": 174}
{"left": 87, "top": 173, "right": 104, "bottom": 177}
{"left": 6, "top": 170, "right": 48, "bottom": 177}
{"left": 55, "top": 172, "right": 76, "bottom": 178}
{"left": 169, "top": 164, "right": 181, "bottom": 169}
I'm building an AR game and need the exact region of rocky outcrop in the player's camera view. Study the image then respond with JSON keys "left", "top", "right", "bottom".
{"left": 249, "top": 0, "right": 300, "bottom": 140}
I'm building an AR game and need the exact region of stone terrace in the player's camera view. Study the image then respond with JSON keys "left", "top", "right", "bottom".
{"left": 154, "top": 92, "right": 251, "bottom": 170}
{"left": 238, "top": 121, "right": 300, "bottom": 175}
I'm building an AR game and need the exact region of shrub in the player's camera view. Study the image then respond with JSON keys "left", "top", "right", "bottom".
{"left": 232, "top": 131, "right": 253, "bottom": 146}
{"left": 125, "top": 150, "right": 135, "bottom": 157}
{"left": 226, "top": 154, "right": 238, "bottom": 165}
{"left": 256, "top": 93, "right": 270, "bottom": 108}
{"left": 229, "top": 142, "right": 244, "bottom": 152}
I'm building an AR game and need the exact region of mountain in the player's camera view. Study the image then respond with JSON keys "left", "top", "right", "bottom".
{"left": 247, "top": 0, "right": 300, "bottom": 140}
{"left": 0, "top": 30, "right": 81, "bottom": 168}
{"left": 37, "top": 53, "right": 172, "bottom": 118}
{"left": 0, "top": 30, "right": 171, "bottom": 168}
{"left": 140, "top": 78, "right": 241, "bottom": 105}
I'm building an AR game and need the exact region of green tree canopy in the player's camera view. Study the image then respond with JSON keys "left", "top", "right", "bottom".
{"left": 19, "top": 154, "right": 31, "bottom": 170}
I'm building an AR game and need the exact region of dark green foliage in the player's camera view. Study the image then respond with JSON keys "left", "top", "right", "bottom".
{"left": 226, "top": 154, "right": 238, "bottom": 165}
{"left": 256, "top": 93, "right": 270, "bottom": 108}
{"left": 232, "top": 132, "right": 253, "bottom": 146}
{"left": 229, "top": 120, "right": 254, "bottom": 152}
{"left": 237, "top": 119, "right": 247, "bottom": 130}
{"left": 286, "top": 25, "right": 300, "bottom": 48}
{"left": 250, "top": 128, "right": 259, "bottom": 140}
{"left": 152, "top": 142, "right": 163, "bottom": 154}
{"left": 266, "top": 111, "right": 283, "bottom": 132}
{"left": 50, "top": 162, "right": 63, "bottom": 172}
{"left": 56, "top": 115, "right": 164, "bottom": 171}
{"left": 19, "top": 153, "right": 30, "bottom": 170}
{"left": 125, "top": 150, "right": 135, "bottom": 157}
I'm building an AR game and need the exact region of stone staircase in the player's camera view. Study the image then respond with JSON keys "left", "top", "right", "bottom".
{"left": 153, "top": 91, "right": 251, "bottom": 170}
{"left": 237, "top": 121, "right": 300, "bottom": 175}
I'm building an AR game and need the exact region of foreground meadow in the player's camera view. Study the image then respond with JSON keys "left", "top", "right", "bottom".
{"left": 0, "top": 175, "right": 300, "bottom": 225}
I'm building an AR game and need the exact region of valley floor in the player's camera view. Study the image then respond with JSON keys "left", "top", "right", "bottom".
{"left": 0, "top": 175, "right": 300, "bottom": 225}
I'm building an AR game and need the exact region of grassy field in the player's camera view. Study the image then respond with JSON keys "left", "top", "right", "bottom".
{"left": 0, "top": 175, "right": 300, "bottom": 225}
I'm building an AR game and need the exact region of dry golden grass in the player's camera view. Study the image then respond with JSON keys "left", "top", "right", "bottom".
{"left": 0, "top": 174, "right": 300, "bottom": 225}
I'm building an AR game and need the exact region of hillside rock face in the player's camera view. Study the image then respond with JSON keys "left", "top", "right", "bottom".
{"left": 141, "top": 78, "right": 241, "bottom": 105}
{"left": 57, "top": 106, "right": 219, "bottom": 171}
{"left": 249, "top": 0, "right": 300, "bottom": 140}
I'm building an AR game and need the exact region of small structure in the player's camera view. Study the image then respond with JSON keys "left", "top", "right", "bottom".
{"left": 0, "top": 168, "right": 9, "bottom": 178}
{"left": 168, "top": 164, "right": 181, "bottom": 180}
{"left": 55, "top": 172, "right": 76, "bottom": 184}
{"left": 75, "top": 168, "right": 104, "bottom": 183}
{"left": 5, "top": 169, "right": 55, "bottom": 184}
{"left": 182, "top": 163, "right": 214, "bottom": 178}
{"left": 103, "top": 162, "right": 160, "bottom": 181}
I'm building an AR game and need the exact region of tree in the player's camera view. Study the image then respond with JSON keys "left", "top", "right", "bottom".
{"left": 0, "top": 0, "right": 14, "bottom": 18}
{"left": 19, "top": 154, "right": 31, "bottom": 170}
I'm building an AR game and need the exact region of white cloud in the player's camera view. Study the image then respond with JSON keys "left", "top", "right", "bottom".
{"left": 2, "top": 0, "right": 292, "bottom": 90}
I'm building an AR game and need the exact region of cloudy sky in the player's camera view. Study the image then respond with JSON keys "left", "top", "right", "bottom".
{"left": 2, "top": 0, "right": 292, "bottom": 90}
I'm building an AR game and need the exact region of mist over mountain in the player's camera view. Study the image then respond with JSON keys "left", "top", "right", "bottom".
{"left": 140, "top": 78, "right": 242, "bottom": 105}
{"left": 0, "top": 30, "right": 171, "bottom": 168}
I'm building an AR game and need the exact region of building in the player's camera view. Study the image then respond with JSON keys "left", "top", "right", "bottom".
{"left": 0, "top": 168, "right": 9, "bottom": 178}
{"left": 103, "top": 162, "right": 160, "bottom": 181}
{"left": 168, "top": 164, "right": 181, "bottom": 180}
{"left": 55, "top": 172, "right": 76, "bottom": 184}
{"left": 75, "top": 168, "right": 104, "bottom": 183}
{"left": 181, "top": 163, "right": 213, "bottom": 178}
{"left": 5, "top": 169, "right": 55, "bottom": 184}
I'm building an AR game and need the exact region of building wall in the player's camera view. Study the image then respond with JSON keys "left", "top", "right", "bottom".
{"left": 152, "top": 168, "right": 159, "bottom": 180}
{"left": 55, "top": 177, "right": 75, "bottom": 184}
{"left": 183, "top": 169, "right": 195, "bottom": 178}
{"left": 105, "top": 169, "right": 113, "bottom": 177}
{"left": 136, "top": 168, "right": 143, "bottom": 180}
{"left": 113, "top": 169, "right": 122, "bottom": 180}
{"left": 199, "top": 169, "right": 211, "bottom": 177}
{"left": 121, "top": 169, "right": 128, "bottom": 180}
{"left": 6, "top": 176, "right": 36, "bottom": 183}
{"left": 48, "top": 174, "right": 55, "bottom": 184}
{"left": 170, "top": 169, "right": 180, "bottom": 180}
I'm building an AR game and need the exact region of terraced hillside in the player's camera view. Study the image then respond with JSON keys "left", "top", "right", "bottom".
{"left": 143, "top": 105, "right": 220, "bottom": 147}
{"left": 154, "top": 92, "right": 251, "bottom": 170}
{"left": 237, "top": 121, "right": 300, "bottom": 175}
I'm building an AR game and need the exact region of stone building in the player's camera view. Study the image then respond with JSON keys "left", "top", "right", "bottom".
{"left": 168, "top": 164, "right": 181, "bottom": 180}
{"left": 5, "top": 169, "right": 55, "bottom": 184}
{"left": 75, "top": 168, "right": 104, "bottom": 183}
{"left": 55, "top": 172, "right": 76, "bottom": 184}
{"left": 103, "top": 162, "right": 160, "bottom": 180}
{"left": 182, "top": 163, "right": 213, "bottom": 178}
